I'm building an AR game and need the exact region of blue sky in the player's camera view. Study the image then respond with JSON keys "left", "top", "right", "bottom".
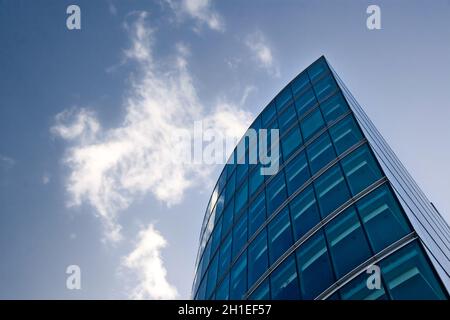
{"left": 1, "top": 0, "right": 450, "bottom": 299}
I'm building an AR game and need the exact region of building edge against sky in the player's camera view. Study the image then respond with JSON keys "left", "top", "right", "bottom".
{"left": 191, "top": 56, "right": 450, "bottom": 300}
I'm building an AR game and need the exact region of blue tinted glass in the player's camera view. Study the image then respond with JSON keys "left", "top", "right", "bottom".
{"left": 249, "top": 166, "right": 264, "bottom": 196}
{"left": 307, "top": 132, "right": 336, "bottom": 175}
{"left": 221, "top": 200, "right": 234, "bottom": 237}
{"left": 296, "top": 231, "right": 335, "bottom": 299}
{"left": 215, "top": 274, "right": 229, "bottom": 300}
{"left": 276, "top": 86, "right": 293, "bottom": 112}
{"left": 206, "top": 254, "right": 219, "bottom": 299}
{"left": 218, "top": 233, "right": 232, "bottom": 278}
{"left": 235, "top": 181, "right": 248, "bottom": 216}
{"left": 295, "top": 88, "right": 317, "bottom": 116}
{"left": 285, "top": 151, "right": 310, "bottom": 195}
{"left": 301, "top": 108, "right": 325, "bottom": 140}
{"left": 278, "top": 104, "right": 298, "bottom": 136}
{"left": 314, "top": 165, "right": 350, "bottom": 218}
{"left": 215, "top": 193, "right": 225, "bottom": 219}
{"left": 218, "top": 169, "right": 227, "bottom": 195}
{"left": 341, "top": 145, "right": 382, "bottom": 196}
{"left": 230, "top": 252, "right": 247, "bottom": 299}
{"left": 248, "top": 192, "right": 266, "bottom": 237}
{"left": 266, "top": 171, "right": 287, "bottom": 215}
{"left": 270, "top": 255, "right": 300, "bottom": 299}
{"left": 262, "top": 102, "right": 277, "bottom": 128}
{"left": 357, "top": 185, "right": 411, "bottom": 253}
{"left": 313, "top": 74, "right": 337, "bottom": 102}
{"left": 197, "top": 277, "right": 207, "bottom": 300}
{"left": 329, "top": 115, "right": 363, "bottom": 155}
{"left": 308, "top": 58, "right": 329, "bottom": 81}
{"left": 320, "top": 92, "right": 349, "bottom": 124}
{"left": 289, "top": 186, "right": 320, "bottom": 240}
{"left": 232, "top": 211, "right": 248, "bottom": 258}
{"left": 211, "top": 216, "right": 222, "bottom": 255}
{"left": 268, "top": 207, "right": 293, "bottom": 264}
{"left": 225, "top": 171, "right": 236, "bottom": 205}
{"left": 249, "top": 279, "right": 270, "bottom": 300}
{"left": 325, "top": 207, "right": 372, "bottom": 277}
{"left": 281, "top": 126, "right": 302, "bottom": 159}
{"left": 236, "top": 162, "right": 248, "bottom": 186}
{"left": 201, "top": 240, "right": 212, "bottom": 278}
{"left": 248, "top": 229, "right": 269, "bottom": 287}
{"left": 339, "top": 272, "right": 387, "bottom": 300}
{"left": 380, "top": 241, "right": 446, "bottom": 300}
{"left": 292, "top": 72, "right": 310, "bottom": 96}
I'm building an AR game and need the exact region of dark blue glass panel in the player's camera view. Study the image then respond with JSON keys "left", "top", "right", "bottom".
{"left": 206, "top": 253, "right": 219, "bottom": 299}
{"left": 232, "top": 211, "right": 248, "bottom": 259}
{"left": 380, "top": 241, "right": 446, "bottom": 300}
{"left": 230, "top": 252, "right": 247, "bottom": 299}
{"left": 278, "top": 104, "right": 298, "bottom": 136}
{"left": 296, "top": 231, "right": 335, "bottom": 300}
{"left": 313, "top": 74, "right": 338, "bottom": 102}
{"left": 197, "top": 276, "right": 207, "bottom": 300}
{"left": 236, "top": 163, "right": 248, "bottom": 186}
{"left": 215, "top": 274, "right": 229, "bottom": 300}
{"left": 295, "top": 88, "right": 317, "bottom": 117}
{"left": 221, "top": 199, "right": 234, "bottom": 238}
{"left": 248, "top": 279, "right": 270, "bottom": 300}
{"left": 268, "top": 207, "right": 293, "bottom": 264}
{"left": 285, "top": 151, "right": 310, "bottom": 195}
{"left": 329, "top": 115, "right": 363, "bottom": 155}
{"left": 291, "top": 72, "right": 310, "bottom": 96}
{"left": 235, "top": 181, "right": 248, "bottom": 217}
{"left": 341, "top": 145, "right": 382, "bottom": 196}
{"left": 320, "top": 92, "right": 349, "bottom": 124}
{"left": 308, "top": 58, "right": 329, "bottom": 81}
{"left": 201, "top": 239, "right": 212, "bottom": 278}
{"left": 266, "top": 171, "right": 287, "bottom": 215}
{"left": 339, "top": 272, "right": 387, "bottom": 300}
{"left": 356, "top": 185, "right": 411, "bottom": 253}
{"left": 301, "top": 108, "right": 325, "bottom": 141}
{"left": 261, "top": 102, "right": 277, "bottom": 128}
{"left": 249, "top": 166, "right": 264, "bottom": 196}
{"left": 218, "top": 233, "right": 232, "bottom": 279}
{"left": 276, "top": 86, "right": 293, "bottom": 112}
{"left": 314, "top": 165, "right": 350, "bottom": 218}
{"left": 281, "top": 125, "right": 302, "bottom": 160}
{"left": 225, "top": 171, "right": 236, "bottom": 205}
{"left": 306, "top": 132, "right": 336, "bottom": 175}
{"left": 248, "top": 229, "right": 269, "bottom": 287}
{"left": 248, "top": 191, "right": 266, "bottom": 237}
{"left": 325, "top": 207, "right": 372, "bottom": 278}
{"left": 270, "top": 255, "right": 300, "bottom": 300}
{"left": 211, "top": 216, "right": 222, "bottom": 255}
{"left": 289, "top": 186, "right": 320, "bottom": 240}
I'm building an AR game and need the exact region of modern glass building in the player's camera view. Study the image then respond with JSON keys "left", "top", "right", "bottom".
{"left": 191, "top": 56, "right": 450, "bottom": 300}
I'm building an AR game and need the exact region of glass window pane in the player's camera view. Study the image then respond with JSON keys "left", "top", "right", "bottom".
{"left": 215, "top": 274, "right": 229, "bottom": 300}
{"left": 268, "top": 207, "right": 293, "bottom": 264}
{"left": 201, "top": 240, "right": 212, "bottom": 278}
{"left": 380, "top": 241, "right": 446, "bottom": 300}
{"left": 248, "top": 279, "right": 270, "bottom": 300}
{"left": 276, "top": 86, "right": 293, "bottom": 112}
{"left": 314, "top": 165, "right": 350, "bottom": 218}
{"left": 249, "top": 166, "right": 264, "bottom": 196}
{"left": 248, "top": 229, "right": 269, "bottom": 287}
{"left": 236, "top": 162, "right": 248, "bottom": 186}
{"left": 292, "top": 72, "right": 310, "bottom": 96}
{"left": 341, "top": 145, "right": 382, "bottom": 196}
{"left": 339, "top": 272, "right": 387, "bottom": 300}
{"left": 266, "top": 171, "right": 287, "bottom": 215}
{"left": 356, "top": 185, "right": 411, "bottom": 253}
{"left": 313, "top": 74, "right": 338, "bottom": 102}
{"left": 285, "top": 151, "right": 310, "bottom": 195}
{"left": 248, "top": 192, "right": 266, "bottom": 237}
{"left": 230, "top": 252, "right": 247, "bottom": 299}
{"left": 270, "top": 255, "right": 300, "bottom": 300}
{"left": 225, "top": 171, "right": 236, "bottom": 205}
{"left": 295, "top": 88, "right": 317, "bottom": 116}
{"left": 278, "top": 104, "right": 298, "bottom": 136}
{"left": 221, "top": 200, "right": 234, "bottom": 238}
{"left": 301, "top": 108, "right": 325, "bottom": 141}
{"left": 206, "top": 254, "right": 219, "bottom": 299}
{"left": 218, "top": 233, "right": 232, "bottom": 278}
{"left": 262, "top": 102, "right": 277, "bottom": 128}
{"left": 290, "top": 186, "right": 320, "bottom": 240}
{"left": 296, "top": 231, "right": 335, "bottom": 300}
{"left": 232, "top": 211, "right": 248, "bottom": 259}
{"left": 325, "top": 207, "right": 372, "bottom": 278}
{"left": 196, "top": 277, "right": 207, "bottom": 300}
{"left": 211, "top": 216, "right": 222, "bottom": 255}
{"left": 235, "top": 181, "right": 248, "bottom": 216}
{"left": 329, "top": 115, "right": 363, "bottom": 155}
{"left": 281, "top": 125, "right": 302, "bottom": 160}
{"left": 308, "top": 58, "right": 329, "bottom": 81}
{"left": 320, "top": 92, "right": 349, "bottom": 124}
{"left": 306, "top": 132, "right": 336, "bottom": 175}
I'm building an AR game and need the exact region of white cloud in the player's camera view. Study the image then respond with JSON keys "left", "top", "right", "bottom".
{"left": 245, "top": 31, "right": 280, "bottom": 77}
{"left": 166, "top": 0, "right": 225, "bottom": 32}
{"left": 108, "top": 1, "right": 117, "bottom": 16}
{"left": 121, "top": 224, "right": 178, "bottom": 299}
{"left": 42, "top": 173, "right": 51, "bottom": 185}
{"left": 0, "top": 155, "right": 15, "bottom": 170}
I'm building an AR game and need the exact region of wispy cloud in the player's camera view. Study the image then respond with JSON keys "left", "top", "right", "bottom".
{"left": 0, "top": 154, "right": 15, "bottom": 170}
{"left": 165, "top": 0, "right": 225, "bottom": 32}
{"left": 121, "top": 224, "right": 178, "bottom": 299}
{"left": 245, "top": 31, "right": 280, "bottom": 77}
{"left": 42, "top": 173, "right": 51, "bottom": 185}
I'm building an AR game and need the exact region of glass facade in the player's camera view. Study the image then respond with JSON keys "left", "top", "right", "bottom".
{"left": 192, "top": 56, "right": 450, "bottom": 300}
